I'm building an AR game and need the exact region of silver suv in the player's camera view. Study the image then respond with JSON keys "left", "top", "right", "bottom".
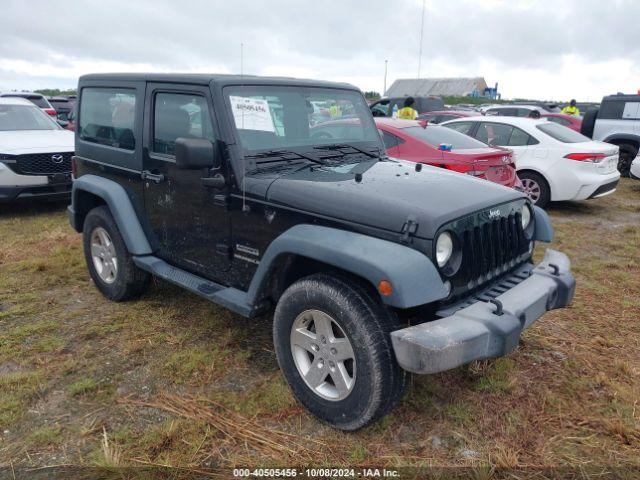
{"left": 584, "top": 94, "right": 640, "bottom": 176}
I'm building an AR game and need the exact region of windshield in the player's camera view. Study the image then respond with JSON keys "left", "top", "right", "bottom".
{"left": 223, "top": 85, "right": 382, "bottom": 155}
{"left": 536, "top": 123, "right": 590, "bottom": 143}
{"left": 0, "top": 104, "right": 59, "bottom": 131}
{"left": 404, "top": 125, "right": 488, "bottom": 149}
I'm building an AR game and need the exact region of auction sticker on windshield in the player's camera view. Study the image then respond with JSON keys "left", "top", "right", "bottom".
{"left": 229, "top": 96, "right": 275, "bottom": 132}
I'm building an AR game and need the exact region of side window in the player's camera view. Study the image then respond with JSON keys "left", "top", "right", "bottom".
{"left": 79, "top": 88, "right": 136, "bottom": 150}
{"left": 622, "top": 102, "right": 640, "bottom": 119}
{"left": 516, "top": 108, "right": 532, "bottom": 117}
{"left": 371, "top": 101, "right": 389, "bottom": 117}
{"left": 380, "top": 130, "right": 401, "bottom": 149}
{"left": 445, "top": 122, "right": 474, "bottom": 135}
{"left": 153, "top": 93, "right": 214, "bottom": 156}
{"left": 509, "top": 127, "right": 537, "bottom": 146}
{"left": 598, "top": 100, "right": 625, "bottom": 120}
{"left": 476, "top": 123, "right": 513, "bottom": 145}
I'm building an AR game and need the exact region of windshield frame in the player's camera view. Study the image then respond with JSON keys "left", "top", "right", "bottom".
{"left": 221, "top": 84, "right": 384, "bottom": 159}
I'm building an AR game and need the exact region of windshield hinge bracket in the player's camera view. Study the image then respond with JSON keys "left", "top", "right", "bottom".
{"left": 401, "top": 215, "right": 419, "bottom": 244}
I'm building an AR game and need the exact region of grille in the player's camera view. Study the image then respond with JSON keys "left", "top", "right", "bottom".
{"left": 460, "top": 212, "right": 529, "bottom": 290}
{"left": 14, "top": 152, "right": 72, "bottom": 175}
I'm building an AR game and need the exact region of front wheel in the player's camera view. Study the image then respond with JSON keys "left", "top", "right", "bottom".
{"left": 273, "top": 274, "right": 407, "bottom": 431}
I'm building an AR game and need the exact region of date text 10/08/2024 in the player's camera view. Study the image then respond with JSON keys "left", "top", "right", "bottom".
{"left": 233, "top": 468, "right": 400, "bottom": 478}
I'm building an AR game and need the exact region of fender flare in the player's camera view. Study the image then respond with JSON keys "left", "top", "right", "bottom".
{"left": 70, "top": 175, "right": 152, "bottom": 255}
{"left": 533, "top": 205, "right": 554, "bottom": 242}
{"left": 246, "top": 224, "right": 448, "bottom": 309}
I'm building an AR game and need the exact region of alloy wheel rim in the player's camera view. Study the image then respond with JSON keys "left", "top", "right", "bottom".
{"left": 90, "top": 227, "right": 118, "bottom": 284}
{"left": 290, "top": 309, "right": 356, "bottom": 401}
{"left": 521, "top": 178, "right": 541, "bottom": 204}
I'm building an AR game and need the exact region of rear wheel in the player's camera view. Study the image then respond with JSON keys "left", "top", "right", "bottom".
{"left": 519, "top": 171, "right": 550, "bottom": 208}
{"left": 83, "top": 206, "right": 151, "bottom": 301}
{"left": 617, "top": 143, "right": 638, "bottom": 177}
{"left": 273, "top": 274, "right": 407, "bottom": 430}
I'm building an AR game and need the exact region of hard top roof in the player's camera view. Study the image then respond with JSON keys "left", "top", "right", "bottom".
{"left": 602, "top": 93, "right": 640, "bottom": 102}
{"left": 79, "top": 73, "right": 358, "bottom": 90}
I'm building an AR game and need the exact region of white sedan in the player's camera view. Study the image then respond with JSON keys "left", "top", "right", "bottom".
{"left": 0, "top": 96, "right": 74, "bottom": 202}
{"left": 442, "top": 116, "right": 620, "bottom": 207}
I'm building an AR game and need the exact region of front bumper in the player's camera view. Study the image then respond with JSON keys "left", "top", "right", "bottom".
{"left": 0, "top": 183, "right": 72, "bottom": 202}
{"left": 391, "top": 249, "right": 575, "bottom": 374}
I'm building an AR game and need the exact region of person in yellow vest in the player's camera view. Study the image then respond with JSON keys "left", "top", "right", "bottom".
{"left": 397, "top": 97, "right": 419, "bottom": 120}
{"left": 329, "top": 101, "right": 342, "bottom": 118}
{"left": 561, "top": 99, "right": 581, "bottom": 116}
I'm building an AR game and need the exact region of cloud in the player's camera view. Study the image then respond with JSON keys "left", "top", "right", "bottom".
{"left": 0, "top": 0, "right": 638, "bottom": 101}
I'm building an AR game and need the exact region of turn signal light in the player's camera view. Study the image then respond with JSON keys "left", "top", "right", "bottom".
{"left": 378, "top": 280, "right": 393, "bottom": 297}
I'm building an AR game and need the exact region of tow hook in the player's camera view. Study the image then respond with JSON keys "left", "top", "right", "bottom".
{"left": 489, "top": 298, "right": 504, "bottom": 316}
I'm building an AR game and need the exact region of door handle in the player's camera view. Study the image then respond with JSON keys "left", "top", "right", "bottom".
{"left": 141, "top": 170, "right": 165, "bottom": 183}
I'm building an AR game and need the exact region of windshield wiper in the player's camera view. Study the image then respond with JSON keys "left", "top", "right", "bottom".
{"left": 312, "top": 143, "right": 380, "bottom": 158}
{"left": 245, "top": 149, "right": 326, "bottom": 165}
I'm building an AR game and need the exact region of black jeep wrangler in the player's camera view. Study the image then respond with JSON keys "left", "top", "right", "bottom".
{"left": 68, "top": 73, "right": 575, "bottom": 430}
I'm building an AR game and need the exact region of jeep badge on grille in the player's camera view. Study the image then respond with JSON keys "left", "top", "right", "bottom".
{"left": 488, "top": 209, "right": 501, "bottom": 220}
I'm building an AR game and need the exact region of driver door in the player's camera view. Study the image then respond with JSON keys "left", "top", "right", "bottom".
{"left": 142, "top": 84, "right": 232, "bottom": 279}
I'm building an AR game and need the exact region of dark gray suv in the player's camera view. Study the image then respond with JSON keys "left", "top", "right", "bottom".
{"left": 68, "top": 73, "right": 575, "bottom": 430}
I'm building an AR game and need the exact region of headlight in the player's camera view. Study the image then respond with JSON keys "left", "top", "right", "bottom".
{"left": 521, "top": 204, "right": 532, "bottom": 230}
{"left": 435, "top": 232, "right": 454, "bottom": 267}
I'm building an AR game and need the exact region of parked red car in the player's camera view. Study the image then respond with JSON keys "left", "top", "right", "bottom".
{"left": 541, "top": 113, "right": 582, "bottom": 132}
{"left": 375, "top": 118, "right": 521, "bottom": 189}
{"left": 417, "top": 110, "right": 475, "bottom": 124}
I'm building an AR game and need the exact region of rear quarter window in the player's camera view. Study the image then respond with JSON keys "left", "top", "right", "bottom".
{"left": 536, "top": 123, "right": 591, "bottom": 143}
{"left": 79, "top": 88, "right": 136, "bottom": 150}
{"left": 598, "top": 100, "right": 625, "bottom": 120}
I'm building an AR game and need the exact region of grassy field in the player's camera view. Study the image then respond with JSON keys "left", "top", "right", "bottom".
{"left": 0, "top": 180, "right": 639, "bottom": 477}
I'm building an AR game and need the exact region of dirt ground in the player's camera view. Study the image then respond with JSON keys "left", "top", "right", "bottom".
{"left": 0, "top": 179, "right": 639, "bottom": 478}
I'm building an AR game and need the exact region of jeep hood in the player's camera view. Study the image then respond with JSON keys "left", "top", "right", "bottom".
{"left": 262, "top": 160, "right": 524, "bottom": 239}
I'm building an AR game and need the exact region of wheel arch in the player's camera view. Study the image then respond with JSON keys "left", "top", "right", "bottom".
{"left": 517, "top": 167, "right": 553, "bottom": 195}
{"left": 603, "top": 135, "right": 640, "bottom": 150}
{"left": 246, "top": 224, "right": 449, "bottom": 310}
{"left": 69, "top": 174, "right": 152, "bottom": 255}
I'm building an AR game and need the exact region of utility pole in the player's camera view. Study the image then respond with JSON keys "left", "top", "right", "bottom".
{"left": 383, "top": 59, "right": 388, "bottom": 97}
{"left": 417, "top": 0, "right": 425, "bottom": 78}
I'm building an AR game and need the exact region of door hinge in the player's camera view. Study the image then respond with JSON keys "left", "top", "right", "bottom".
{"left": 401, "top": 215, "right": 419, "bottom": 243}
{"left": 213, "top": 193, "right": 230, "bottom": 207}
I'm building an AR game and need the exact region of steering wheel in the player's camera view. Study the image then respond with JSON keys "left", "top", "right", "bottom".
{"left": 311, "top": 131, "right": 335, "bottom": 140}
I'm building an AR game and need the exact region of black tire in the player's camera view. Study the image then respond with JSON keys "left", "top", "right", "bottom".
{"left": 518, "top": 171, "right": 551, "bottom": 208}
{"left": 273, "top": 273, "right": 407, "bottom": 430}
{"left": 617, "top": 143, "right": 638, "bottom": 178}
{"left": 580, "top": 108, "right": 598, "bottom": 138}
{"left": 82, "top": 205, "right": 151, "bottom": 301}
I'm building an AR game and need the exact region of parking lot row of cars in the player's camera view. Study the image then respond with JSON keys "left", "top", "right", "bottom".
{"left": 0, "top": 85, "right": 638, "bottom": 207}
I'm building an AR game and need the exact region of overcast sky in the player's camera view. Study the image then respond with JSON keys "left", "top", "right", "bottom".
{"left": 1, "top": 0, "right": 638, "bottom": 101}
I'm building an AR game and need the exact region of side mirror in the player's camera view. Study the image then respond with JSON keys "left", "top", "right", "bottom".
{"left": 175, "top": 137, "right": 220, "bottom": 170}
